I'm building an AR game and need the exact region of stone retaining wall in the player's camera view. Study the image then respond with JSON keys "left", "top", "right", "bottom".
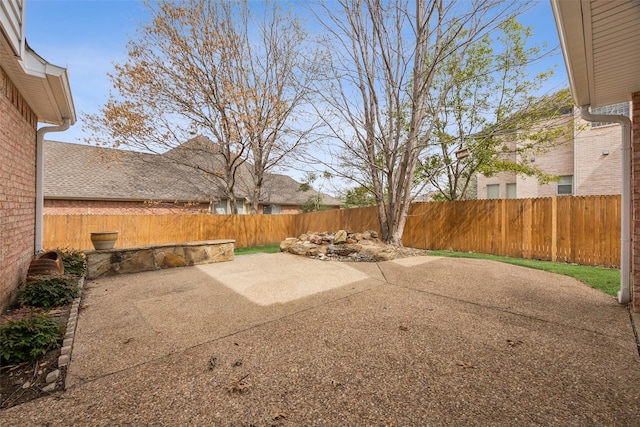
{"left": 85, "top": 240, "right": 235, "bottom": 279}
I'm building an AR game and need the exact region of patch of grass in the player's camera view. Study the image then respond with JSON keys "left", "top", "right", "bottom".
{"left": 428, "top": 250, "right": 620, "bottom": 297}
{"left": 234, "top": 244, "right": 280, "bottom": 256}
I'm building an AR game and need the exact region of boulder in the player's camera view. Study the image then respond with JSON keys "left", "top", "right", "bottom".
{"left": 333, "top": 230, "right": 348, "bottom": 244}
{"left": 279, "top": 230, "right": 413, "bottom": 262}
{"left": 309, "top": 234, "right": 323, "bottom": 245}
{"left": 280, "top": 238, "right": 298, "bottom": 252}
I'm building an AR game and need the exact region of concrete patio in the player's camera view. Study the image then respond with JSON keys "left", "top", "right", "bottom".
{"left": 1, "top": 253, "right": 639, "bottom": 426}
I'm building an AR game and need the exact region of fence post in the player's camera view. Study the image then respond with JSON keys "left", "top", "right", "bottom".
{"left": 501, "top": 199, "right": 506, "bottom": 256}
{"left": 523, "top": 198, "right": 532, "bottom": 259}
{"left": 551, "top": 197, "right": 557, "bottom": 262}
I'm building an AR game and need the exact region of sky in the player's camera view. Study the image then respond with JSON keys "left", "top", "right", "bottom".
{"left": 24, "top": 0, "right": 569, "bottom": 150}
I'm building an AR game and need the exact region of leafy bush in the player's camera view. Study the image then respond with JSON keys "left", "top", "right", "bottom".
{"left": 59, "top": 248, "right": 86, "bottom": 277}
{"left": 19, "top": 276, "right": 80, "bottom": 308}
{"left": 0, "top": 314, "right": 61, "bottom": 364}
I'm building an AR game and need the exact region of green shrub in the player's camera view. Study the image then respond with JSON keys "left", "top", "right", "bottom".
{"left": 0, "top": 314, "right": 61, "bottom": 364}
{"left": 19, "top": 276, "right": 80, "bottom": 308}
{"left": 59, "top": 248, "right": 86, "bottom": 277}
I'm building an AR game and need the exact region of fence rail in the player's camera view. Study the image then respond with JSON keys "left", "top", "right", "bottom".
{"left": 44, "top": 195, "right": 621, "bottom": 268}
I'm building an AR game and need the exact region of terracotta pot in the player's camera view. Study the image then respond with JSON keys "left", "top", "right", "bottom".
{"left": 91, "top": 231, "right": 119, "bottom": 250}
{"left": 28, "top": 251, "right": 64, "bottom": 276}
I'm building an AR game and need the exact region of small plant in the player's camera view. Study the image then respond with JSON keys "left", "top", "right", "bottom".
{"left": 0, "top": 314, "right": 61, "bottom": 364}
{"left": 59, "top": 248, "right": 86, "bottom": 277}
{"left": 19, "top": 276, "right": 80, "bottom": 308}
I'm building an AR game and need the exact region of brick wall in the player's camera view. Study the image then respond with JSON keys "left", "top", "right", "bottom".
{"left": 631, "top": 92, "right": 640, "bottom": 312}
{"left": 44, "top": 199, "right": 306, "bottom": 215}
{"left": 44, "top": 199, "right": 212, "bottom": 215}
{"left": 518, "top": 137, "right": 574, "bottom": 198}
{"left": 0, "top": 66, "right": 38, "bottom": 310}
{"left": 477, "top": 171, "right": 515, "bottom": 199}
{"left": 477, "top": 111, "right": 625, "bottom": 199}
{"left": 476, "top": 134, "right": 574, "bottom": 199}
{"left": 574, "top": 117, "right": 623, "bottom": 196}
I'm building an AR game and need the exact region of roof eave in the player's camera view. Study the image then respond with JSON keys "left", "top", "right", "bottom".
{"left": 550, "top": 0, "right": 591, "bottom": 107}
{"left": 18, "top": 42, "right": 76, "bottom": 125}
{"left": 0, "top": 34, "right": 76, "bottom": 125}
{"left": 44, "top": 195, "right": 211, "bottom": 204}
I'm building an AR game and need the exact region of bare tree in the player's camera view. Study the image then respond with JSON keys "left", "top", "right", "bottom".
{"left": 85, "top": 0, "right": 316, "bottom": 213}
{"left": 311, "top": 0, "right": 530, "bottom": 244}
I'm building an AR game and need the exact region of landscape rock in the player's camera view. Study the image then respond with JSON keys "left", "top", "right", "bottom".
{"left": 46, "top": 370, "right": 60, "bottom": 384}
{"left": 279, "top": 238, "right": 298, "bottom": 252}
{"left": 42, "top": 383, "right": 56, "bottom": 392}
{"left": 333, "top": 230, "right": 348, "bottom": 244}
{"left": 86, "top": 240, "right": 234, "bottom": 279}
{"left": 280, "top": 230, "right": 426, "bottom": 262}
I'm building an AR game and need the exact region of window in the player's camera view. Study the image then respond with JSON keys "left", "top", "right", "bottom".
{"left": 212, "top": 200, "right": 227, "bottom": 214}
{"left": 557, "top": 175, "right": 573, "bottom": 195}
{"left": 506, "top": 183, "right": 517, "bottom": 199}
{"left": 590, "top": 102, "right": 630, "bottom": 128}
{"left": 263, "top": 204, "right": 281, "bottom": 215}
{"left": 487, "top": 184, "right": 499, "bottom": 199}
{"left": 235, "top": 201, "right": 245, "bottom": 214}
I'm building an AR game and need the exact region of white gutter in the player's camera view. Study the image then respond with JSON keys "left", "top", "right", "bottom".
{"left": 35, "top": 119, "right": 71, "bottom": 252}
{"left": 580, "top": 106, "right": 631, "bottom": 304}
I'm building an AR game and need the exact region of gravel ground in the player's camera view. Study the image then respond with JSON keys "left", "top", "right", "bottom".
{"left": 0, "top": 254, "right": 638, "bottom": 426}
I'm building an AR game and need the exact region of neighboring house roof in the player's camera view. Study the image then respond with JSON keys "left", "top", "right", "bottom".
{"left": 551, "top": 0, "right": 640, "bottom": 108}
{"left": 43, "top": 140, "right": 342, "bottom": 207}
{"left": 0, "top": 1, "right": 75, "bottom": 125}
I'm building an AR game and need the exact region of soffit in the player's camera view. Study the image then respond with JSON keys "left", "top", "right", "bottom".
{"left": 552, "top": 0, "right": 640, "bottom": 108}
{"left": 0, "top": 32, "right": 75, "bottom": 124}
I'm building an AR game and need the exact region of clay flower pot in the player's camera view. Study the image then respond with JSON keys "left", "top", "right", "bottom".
{"left": 90, "top": 231, "right": 119, "bottom": 250}
{"left": 27, "top": 251, "right": 65, "bottom": 277}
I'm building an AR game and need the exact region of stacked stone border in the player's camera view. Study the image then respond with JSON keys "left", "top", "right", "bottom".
{"left": 85, "top": 240, "right": 235, "bottom": 279}
{"left": 35, "top": 274, "right": 85, "bottom": 393}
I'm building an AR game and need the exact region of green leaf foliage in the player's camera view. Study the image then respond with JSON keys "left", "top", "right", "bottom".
{"left": 59, "top": 248, "right": 87, "bottom": 277}
{"left": 342, "top": 186, "right": 376, "bottom": 209}
{"left": 418, "top": 16, "right": 574, "bottom": 201}
{"left": 19, "top": 276, "right": 80, "bottom": 308}
{"left": 0, "top": 314, "right": 61, "bottom": 364}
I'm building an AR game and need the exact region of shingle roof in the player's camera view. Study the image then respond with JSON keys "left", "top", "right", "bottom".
{"left": 43, "top": 140, "right": 342, "bottom": 207}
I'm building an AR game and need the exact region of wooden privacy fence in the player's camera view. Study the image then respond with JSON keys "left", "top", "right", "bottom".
{"left": 43, "top": 213, "right": 295, "bottom": 251}
{"left": 401, "top": 195, "right": 621, "bottom": 268}
{"left": 44, "top": 195, "right": 621, "bottom": 268}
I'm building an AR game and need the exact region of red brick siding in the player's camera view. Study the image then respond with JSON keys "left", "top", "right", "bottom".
{"left": 0, "top": 66, "right": 38, "bottom": 310}
{"left": 44, "top": 200, "right": 308, "bottom": 215}
{"left": 44, "top": 199, "right": 212, "bottom": 215}
{"left": 631, "top": 92, "right": 640, "bottom": 312}
{"left": 279, "top": 206, "right": 303, "bottom": 215}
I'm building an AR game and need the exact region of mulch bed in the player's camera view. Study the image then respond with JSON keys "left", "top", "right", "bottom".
{"left": 0, "top": 300, "right": 73, "bottom": 409}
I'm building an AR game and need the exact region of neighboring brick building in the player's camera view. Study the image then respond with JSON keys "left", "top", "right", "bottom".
{"left": 43, "top": 140, "right": 341, "bottom": 215}
{"left": 477, "top": 105, "right": 627, "bottom": 199}
{"left": 0, "top": 1, "right": 75, "bottom": 309}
